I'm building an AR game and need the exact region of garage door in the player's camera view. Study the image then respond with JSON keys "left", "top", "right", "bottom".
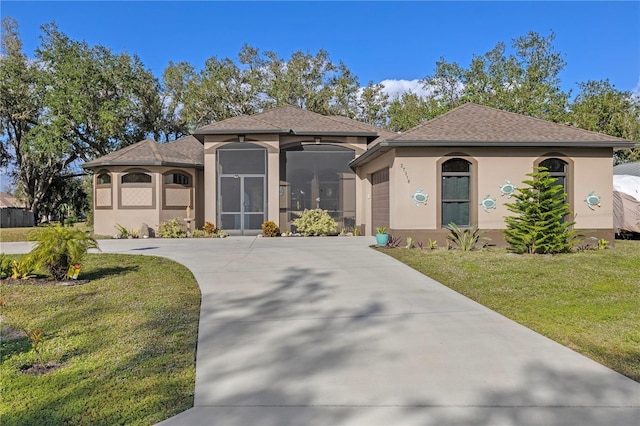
{"left": 371, "top": 168, "right": 389, "bottom": 235}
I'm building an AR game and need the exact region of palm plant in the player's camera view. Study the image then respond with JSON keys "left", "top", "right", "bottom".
{"left": 29, "top": 226, "right": 99, "bottom": 280}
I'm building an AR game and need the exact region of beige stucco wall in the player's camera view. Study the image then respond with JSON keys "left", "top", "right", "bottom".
{"left": 92, "top": 165, "right": 200, "bottom": 236}
{"left": 357, "top": 146, "right": 615, "bottom": 238}
{"left": 355, "top": 149, "right": 395, "bottom": 235}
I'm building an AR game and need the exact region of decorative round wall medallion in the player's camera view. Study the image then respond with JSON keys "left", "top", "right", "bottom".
{"left": 584, "top": 191, "right": 601, "bottom": 211}
{"left": 480, "top": 194, "right": 497, "bottom": 213}
{"left": 500, "top": 180, "right": 515, "bottom": 198}
{"left": 410, "top": 189, "right": 429, "bottom": 206}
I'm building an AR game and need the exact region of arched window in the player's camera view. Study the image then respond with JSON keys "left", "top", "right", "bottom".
{"left": 121, "top": 172, "right": 152, "bottom": 184}
{"left": 441, "top": 158, "right": 471, "bottom": 227}
{"left": 539, "top": 158, "right": 568, "bottom": 193}
{"left": 164, "top": 172, "right": 191, "bottom": 186}
{"left": 95, "top": 170, "right": 113, "bottom": 209}
{"left": 97, "top": 173, "right": 111, "bottom": 185}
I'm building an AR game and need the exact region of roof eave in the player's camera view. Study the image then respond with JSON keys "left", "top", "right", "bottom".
{"left": 350, "top": 139, "right": 634, "bottom": 169}
{"left": 192, "top": 128, "right": 377, "bottom": 137}
{"left": 82, "top": 160, "right": 204, "bottom": 170}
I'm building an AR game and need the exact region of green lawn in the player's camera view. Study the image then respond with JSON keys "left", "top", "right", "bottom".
{"left": 0, "top": 226, "right": 37, "bottom": 243}
{"left": 0, "top": 223, "right": 111, "bottom": 243}
{"left": 0, "top": 254, "right": 201, "bottom": 425}
{"left": 379, "top": 240, "right": 640, "bottom": 383}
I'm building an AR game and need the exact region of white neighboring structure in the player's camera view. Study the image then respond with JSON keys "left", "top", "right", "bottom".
{"left": 613, "top": 162, "right": 640, "bottom": 234}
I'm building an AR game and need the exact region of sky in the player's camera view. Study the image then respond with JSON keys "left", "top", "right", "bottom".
{"left": 1, "top": 1, "right": 639, "bottom": 191}
{"left": 1, "top": 0, "right": 639, "bottom": 98}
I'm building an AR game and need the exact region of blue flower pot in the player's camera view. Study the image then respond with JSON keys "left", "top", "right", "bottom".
{"left": 376, "top": 233, "right": 389, "bottom": 247}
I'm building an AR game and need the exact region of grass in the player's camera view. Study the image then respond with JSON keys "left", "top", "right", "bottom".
{"left": 0, "top": 222, "right": 111, "bottom": 243}
{"left": 379, "top": 240, "right": 640, "bottom": 383}
{"left": 0, "top": 254, "right": 201, "bottom": 425}
{"left": 0, "top": 226, "right": 37, "bottom": 243}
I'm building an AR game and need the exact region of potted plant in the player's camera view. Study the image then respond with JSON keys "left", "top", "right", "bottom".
{"left": 375, "top": 226, "right": 389, "bottom": 247}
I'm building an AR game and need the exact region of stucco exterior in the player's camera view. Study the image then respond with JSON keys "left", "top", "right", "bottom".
{"left": 356, "top": 146, "right": 616, "bottom": 245}
{"left": 83, "top": 104, "right": 633, "bottom": 242}
{"left": 91, "top": 165, "right": 203, "bottom": 236}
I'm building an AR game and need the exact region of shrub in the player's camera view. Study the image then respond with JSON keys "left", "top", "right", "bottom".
{"left": 203, "top": 221, "right": 216, "bottom": 234}
{"left": 0, "top": 254, "right": 12, "bottom": 279}
{"left": 114, "top": 224, "right": 131, "bottom": 238}
{"left": 28, "top": 226, "right": 99, "bottom": 280}
{"left": 190, "top": 229, "right": 208, "bottom": 238}
{"left": 292, "top": 209, "right": 338, "bottom": 236}
{"left": 503, "top": 167, "right": 577, "bottom": 254}
{"left": 157, "top": 218, "right": 187, "bottom": 238}
{"left": 261, "top": 220, "right": 280, "bottom": 237}
{"left": 11, "top": 257, "right": 36, "bottom": 280}
{"left": 446, "top": 223, "right": 489, "bottom": 251}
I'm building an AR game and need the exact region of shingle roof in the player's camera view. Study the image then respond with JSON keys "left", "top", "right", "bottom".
{"left": 391, "top": 103, "right": 631, "bottom": 144}
{"left": 0, "top": 191, "right": 26, "bottom": 209}
{"left": 82, "top": 136, "right": 203, "bottom": 170}
{"left": 194, "top": 105, "right": 379, "bottom": 137}
{"left": 328, "top": 116, "right": 398, "bottom": 144}
{"left": 351, "top": 103, "right": 634, "bottom": 168}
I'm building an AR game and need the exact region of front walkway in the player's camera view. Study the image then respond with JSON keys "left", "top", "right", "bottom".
{"left": 2, "top": 237, "right": 638, "bottom": 425}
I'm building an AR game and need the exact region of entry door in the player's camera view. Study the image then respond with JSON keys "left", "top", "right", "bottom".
{"left": 219, "top": 175, "right": 265, "bottom": 235}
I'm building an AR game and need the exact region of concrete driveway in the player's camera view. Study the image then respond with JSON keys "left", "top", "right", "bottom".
{"left": 2, "top": 237, "right": 638, "bottom": 425}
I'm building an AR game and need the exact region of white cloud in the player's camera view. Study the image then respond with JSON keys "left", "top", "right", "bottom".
{"left": 377, "top": 79, "right": 433, "bottom": 99}
{"left": 632, "top": 77, "right": 640, "bottom": 100}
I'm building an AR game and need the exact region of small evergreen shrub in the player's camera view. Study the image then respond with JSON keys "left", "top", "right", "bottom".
{"left": 28, "top": 226, "right": 99, "bottom": 280}
{"left": 292, "top": 209, "right": 338, "bottom": 236}
{"left": 157, "top": 218, "right": 187, "bottom": 238}
{"left": 261, "top": 220, "right": 280, "bottom": 237}
{"left": 503, "top": 167, "right": 577, "bottom": 254}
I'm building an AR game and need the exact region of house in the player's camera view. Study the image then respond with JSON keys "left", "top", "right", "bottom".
{"left": 83, "top": 103, "right": 634, "bottom": 244}
{"left": 0, "top": 191, "right": 35, "bottom": 228}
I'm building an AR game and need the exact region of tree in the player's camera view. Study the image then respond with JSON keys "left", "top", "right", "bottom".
{"left": 1, "top": 19, "right": 159, "bottom": 220}
{"left": 157, "top": 61, "right": 196, "bottom": 140}
{"left": 35, "top": 22, "right": 159, "bottom": 159}
{"left": 37, "top": 174, "right": 89, "bottom": 222}
{"left": 181, "top": 46, "right": 264, "bottom": 128}
{"left": 0, "top": 17, "right": 52, "bottom": 220}
{"left": 569, "top": 79, "right": 640, "bottom": 163}
{"left": 503, "top": 167, "right": 577, "bottom": 254}
{"left": 355, "top": 81, "right": 389, "bottom": 127}
{"left": 387, "top": 92, "right": 444, "bottom": 132}
{"left": 421, "top": 31, "right": 569, "bottom": 122}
